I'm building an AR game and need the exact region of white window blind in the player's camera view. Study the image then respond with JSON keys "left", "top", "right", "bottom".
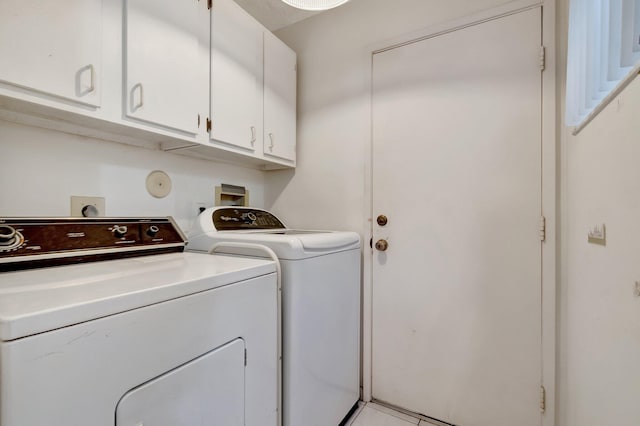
{"left": 566, "top": 0, "right": 640, "bottom": 134}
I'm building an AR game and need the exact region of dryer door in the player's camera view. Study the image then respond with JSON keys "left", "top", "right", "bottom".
{"left": 116, "top": 338, "right": 245, "bottom": 426}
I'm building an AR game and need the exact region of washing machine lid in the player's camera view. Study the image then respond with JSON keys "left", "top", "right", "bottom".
{"left": 187, "top": 207, "right": 360, "bottom": 260}
{"left": 0, "top": 252, "right": 275, "bottom": 341}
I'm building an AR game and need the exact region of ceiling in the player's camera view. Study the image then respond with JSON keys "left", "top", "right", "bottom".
{"left": 233, "top": 0, "right": 321, "bottom": 31}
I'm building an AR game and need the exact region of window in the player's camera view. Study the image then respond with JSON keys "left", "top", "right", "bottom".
{"left": 566, "top": 0, "right": 640, "bottom": 134}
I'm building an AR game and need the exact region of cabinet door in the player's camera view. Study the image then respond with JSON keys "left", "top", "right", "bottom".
{"left": 0, "top": 0, "right": 102, "bottom": 107}
{"left": 124, "top": 0, "right": 208, "bottom": 135}
{"left": 210, "top": 0, "right": 262, "bottom": 152}
{"left": 263, "top": 32, "right": 297, "bottom": 162}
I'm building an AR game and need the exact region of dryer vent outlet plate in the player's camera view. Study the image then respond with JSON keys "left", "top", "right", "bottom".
{"left": 146, "top": 170, "right": 172, "bottom": 199}
{"left": 71, "top": 196, "right": 106, "bottom": 217}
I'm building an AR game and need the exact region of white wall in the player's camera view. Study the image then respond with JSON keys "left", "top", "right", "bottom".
{"left": 0, "top": 120, "right": 265, "bottom": 232}
{"left": 266, "top": 0, "right": 512, "bottom": 233}
{"left": 557, "top": 0, "right": 640, "bottom": 424}
{"left": 560, "top": 80, "right": 640, "bottom": 426}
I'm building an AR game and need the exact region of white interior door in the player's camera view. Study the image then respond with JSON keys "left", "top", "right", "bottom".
{"left": 371, "top": 8, "right": 542, "bottom": 426}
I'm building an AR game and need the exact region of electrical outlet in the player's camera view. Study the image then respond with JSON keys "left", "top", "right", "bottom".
{"left": 71, "top": 196, "right": 105, "bottom": 217}
{"left": 194, "top": 202, "right": 207, "bottom": 215}
{"left": 587, "top": 224, "right": 606, "bottom": 246}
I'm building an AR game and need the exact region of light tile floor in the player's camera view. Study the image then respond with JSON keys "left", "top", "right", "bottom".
{"left": 344, "top": 402, "right": 436, "bottom": 426}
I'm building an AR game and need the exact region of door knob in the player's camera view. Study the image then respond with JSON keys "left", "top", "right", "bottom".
{"left": 377, "top": 215, "right": 388, "bottom": 226}
{"left": 375, "top": 239, "right": 389, "bottom": 251}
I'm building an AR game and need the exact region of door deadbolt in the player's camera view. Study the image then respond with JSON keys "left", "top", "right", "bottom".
{"left": 375, "top": 239, "right": 389, "bottom": 251}
{"left": 377, "top": 215, "right": 388, "bottom": 226}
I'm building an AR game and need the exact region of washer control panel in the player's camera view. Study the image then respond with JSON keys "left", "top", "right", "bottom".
{"left": 212, "top": 208, "right": 285, "bottom": 231}
{"left": 0, "top": 217, "right": 186, "bottom": 271}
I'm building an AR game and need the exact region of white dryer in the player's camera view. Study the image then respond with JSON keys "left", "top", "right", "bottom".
{"left": 187, "top": 207, "right": 361, "bottom": 426}
{"left": 0, "top": 217, "right": 279, "bottom": 426}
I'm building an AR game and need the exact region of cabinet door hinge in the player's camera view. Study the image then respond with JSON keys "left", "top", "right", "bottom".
{"left": 197, "top": 114, "right": 201, "bottom": 128}
{"left": 539, "top": 46, "right": 546, "bottom": 71}
{"left": 540, "top": 385, "right": 546, "bottom": 413}
{"left": 539, "top": 216, "right": 546, "bottom": 242}
{"left": 244, "top": 349, "right": 247, "bottom": 366}
{"left": 206, "top": 117, "right": 212, "bottom": 133}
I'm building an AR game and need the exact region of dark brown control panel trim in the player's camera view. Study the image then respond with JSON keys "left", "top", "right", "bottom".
{"left": 0, "top": 217, "right": 186, "bottom": 271}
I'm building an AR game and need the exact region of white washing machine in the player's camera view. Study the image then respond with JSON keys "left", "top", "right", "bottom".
{"left": 0, "top": 217, "right": 279, "bottom": 426}
{"left": 187, "top": 207, "right": 361, "bottom": 426}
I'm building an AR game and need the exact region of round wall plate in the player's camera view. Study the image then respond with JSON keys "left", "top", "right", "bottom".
{"left": 146, "top": 170, "right": 172, "bottom": 199}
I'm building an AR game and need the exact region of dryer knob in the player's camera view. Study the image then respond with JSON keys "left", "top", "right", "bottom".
{"left": 112, "top": 225, "right": 128, "bottom": 238}
{"left": 0, "top": 225, "right": 17, "bottom": 246}
{"left": 147, "top": 225, "right": 160, "bottom": 237}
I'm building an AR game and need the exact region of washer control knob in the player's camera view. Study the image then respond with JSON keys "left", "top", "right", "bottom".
{"left": 0, "top": 225, "right": 17, "bottom": 246}
{"left": 112, "top": 225, "right": 128, "bottom": 238}
{"left": 146, "top": 225, "right": 160, "bottom": 237}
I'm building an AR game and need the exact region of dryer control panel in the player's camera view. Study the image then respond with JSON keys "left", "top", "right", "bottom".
{"left": 0, "top": 217, "right": 185, "bottom": 271}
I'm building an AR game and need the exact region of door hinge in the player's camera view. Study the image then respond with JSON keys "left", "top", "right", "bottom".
{"left": 244, "top": 349, "right": 247, "bottom": 366}
{"left": 197, "top": 114, "right": 200, "bottom": 128}
{"left": 207, "top": 0, "right": 212, "bottom": 9}
{"left": 539, "top": 46, "right": 546, "bottom": 71}
{"left": 206, "top": 117, "right": 212, "bottom": 133}
{"left": 540, "top": 385, "right": 546, "bottom": 413}
{"left": 539, "top": 216, "right": 546, "bottom": 242}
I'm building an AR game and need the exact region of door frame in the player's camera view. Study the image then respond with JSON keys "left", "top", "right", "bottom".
{"left": 361, "top": 1, "right": 557, "bottom": 425}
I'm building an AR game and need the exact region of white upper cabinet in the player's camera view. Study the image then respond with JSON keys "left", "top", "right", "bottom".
{"left": 210, "top": 0, "right": 263, "bottom": 152}
{"left": 0, "top": 0, "right": 102, "bottom": 108}
{"left": 263, "top": 31, "right": 297, "bottom": 162}
{"left": 124, "top": 0, "right": 208, "bottom": 135}
{"left": 0, "top": 0, "right": 296, "bottom": 169}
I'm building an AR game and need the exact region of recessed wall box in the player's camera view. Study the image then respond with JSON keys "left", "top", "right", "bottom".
{"left": 215, "top": 184, "right": 249, "bottom": 206}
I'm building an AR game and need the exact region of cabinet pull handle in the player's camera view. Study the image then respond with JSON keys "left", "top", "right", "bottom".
{"left": 77, "top": 64, "right": 96, "bottom": 97}
{"left": 138, "top": 83, "right": 144, "bottom": 109}
{"left": 250, "top": 126, "right": 256, "bottom": 145}
{"left": 269, "top": 133, "right": 274, "bottom": 151}
{"left": 131, "top": 83, "right": 144, "bottom": 112}
{"left": 88, "top": 64, "right": 95, "bottom": 93}
{"left": 89, "top": 64, "right": 95, "bottom": 93}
